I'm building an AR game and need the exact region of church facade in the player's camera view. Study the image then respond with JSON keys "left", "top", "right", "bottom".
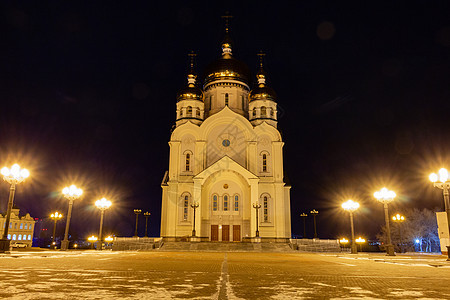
{"left": 160, "top": 25, "right": 291, "bottom": 242}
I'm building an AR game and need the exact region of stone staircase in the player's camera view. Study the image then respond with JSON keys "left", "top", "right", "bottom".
{"left": 112, "top": 237, "right": 163, "bottom": 251}
{"left": 290, "top": 238, "right": 341, "bottom": 252}
{"left": 157, "top": 241, "right": 294, "bottom": 252}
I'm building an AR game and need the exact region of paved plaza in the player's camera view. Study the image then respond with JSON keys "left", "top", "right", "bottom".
{"left": 0, "top": 250, "right": 449, "bottom": 299}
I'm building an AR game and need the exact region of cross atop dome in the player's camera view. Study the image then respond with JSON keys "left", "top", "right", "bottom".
{"left": 221, "top": 12, "right": 233, "bottom": 56}
{"left": 221, "top": 12, "right": 233, "bottom": 33}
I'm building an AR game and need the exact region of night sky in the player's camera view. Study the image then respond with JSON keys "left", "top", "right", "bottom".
{"left": 1, "top": 1, "right": 450, "bottom": 240}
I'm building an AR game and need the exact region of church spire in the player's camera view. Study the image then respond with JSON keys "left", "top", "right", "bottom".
{"left": 187, "top": 51, "right": 197, "bottom": 86}
{"left": 256, "top": 51, "right": 266, "bottom": 85}
{"left": 221, "top": 12, "right": 233, "bottom": 57}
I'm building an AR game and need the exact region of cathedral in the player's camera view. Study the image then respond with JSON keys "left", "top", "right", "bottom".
{"left": 160, "top": 20, "right": 291, "bottom": 242}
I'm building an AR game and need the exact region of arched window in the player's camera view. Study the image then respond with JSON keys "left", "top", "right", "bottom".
{"left": 7, "top": 234, "right": 11, "bottom": 240}
{"left": 262, "top": 154, "right": 267, "bottom": 172}
{"left": 253, "top": 108, "right": 257, "bottom": 118}
{"left": 223, "top": 195, "right": 229, "bottom": 211}
{"left": 212, "top": 195, "right": 218, "bottom": 211}
{"left": 20, "top": 223, "right": 23, "bottom": 229}
{"left": 14, "top": 223, "right": 17, "bottom": 229}
{"left": 263, "top": 196, "right": 269, "bottom": 222}
{"left": 180, "top": 109, "right": 184, "bottom": 117}
{"left": 12, "top": 234, "right": 16, "bottom": 241}
{"left": 261, "top": 106, "right": 267, "bottom": 117}
{"left": 9, "top": 222, "right": 12, "bottom": 229}
{"left": 185, "top": 153, "right": 191, "bottom": 171}
{"left": 28, "top": 235, "right": 32, "bottom": 240}
{"left": 183, "top": 195, "right": 189, "bottom": 221}
{"left": 196, "top": 108, "right": 200, "bottom": 117}
{"left": 234, "top": 195, "right": 239, "bottom": 211}
{"left": 270, "top": 108, "right": 274, "bottom": 118}
{"left": 225, "top": 93, "right": 229, "bottom": 106}
{"left": 18, "top": 234, "right": 22, "bottom": 240}
{"left": 24, "top": 224, "right": 27, "bottom": 230}
{"left": 187, "top": 106, "right": 193, "bottom": 117}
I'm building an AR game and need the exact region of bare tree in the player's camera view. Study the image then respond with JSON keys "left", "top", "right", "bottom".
{"left": 377, "top": 208, "right": 440, "bottom": 253}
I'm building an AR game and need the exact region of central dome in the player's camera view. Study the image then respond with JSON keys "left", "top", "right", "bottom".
{"left": 203, "top": 55, "right": 250, "bottom": 86}
{"left": 203, "top": 32, "right": 250, "bottom": 87}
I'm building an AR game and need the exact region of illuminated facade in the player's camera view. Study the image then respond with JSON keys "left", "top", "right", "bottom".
{"left": 1, "top": 207, "right": 35, "bottom": 247}
{"left": 160, "top": 24, "right": 291, "bottom": 242}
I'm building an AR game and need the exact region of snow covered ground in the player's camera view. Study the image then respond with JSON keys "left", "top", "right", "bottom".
{"left": 0, "top": 250, "right": 449, "bottom": 299}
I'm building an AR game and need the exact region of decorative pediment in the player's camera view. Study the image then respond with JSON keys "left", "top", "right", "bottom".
{"left": 194, "top": 155, "right": 258, "bottom": 186}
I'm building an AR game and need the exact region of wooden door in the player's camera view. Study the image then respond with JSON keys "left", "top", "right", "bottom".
{"left": 222, "top": 225, "right": 230, "bottom": 242}
{"left": 233, "top": 225, "right": 241, "bottom": 242}
{"left": 211, "top": 225, "right": 218, "bottom": 241}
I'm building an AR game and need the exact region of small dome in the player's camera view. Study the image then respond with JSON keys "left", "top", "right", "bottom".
{"left": 177, "top": 74, "right": 204, "bottom": 102}
{"left": 249, "top": 84, "right": 277, "bottom": 102}
{"left": 249, "top": 72, "right": 276, "bottom": 101}
{"left": 177, "top": 85, "right": 204, "bottom": 102}
{"left": 249, "top": 53, "right": 276, "bottom": 102}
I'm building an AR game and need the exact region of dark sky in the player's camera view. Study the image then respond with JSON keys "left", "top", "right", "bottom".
{"left": 1, "top": 1, "right": 450, "bottom": 240}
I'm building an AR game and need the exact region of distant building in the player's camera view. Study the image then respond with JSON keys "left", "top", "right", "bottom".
{"left": 1, "top": 207, "right": 35, "bottom": 247}
{"left": 160, "top": 19, "right": 291, "bottom": 242}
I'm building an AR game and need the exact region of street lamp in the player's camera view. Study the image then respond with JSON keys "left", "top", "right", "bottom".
{"left": 355, "top": 237, "right": 366, "bottom": 252}
{"left": 105, "top": 236, "right": 114, "bottom": 249}
{"left": 339, "top": 238, "right": 349, "bottom": 251}
{"left": 429, "top": 168, "right": 450, "bottom": 260}
{"left": 300, "top": 213, "right": 307, "bottom": 238}
{"left": 88, "top": 235, "right": 98, "bottom": 249}
{"left": 133, "top": 209, "right": 141, "bottom": 237}
{"left": 95, "top": 198, "right": 112, "bottom": 251}
{"left": 392, "top": 213, "right": 405, "bottom": 253}
{"left": 0, "top": 164, "right": 30, "bottom": 253}
{"left": 374, "top": 187, "right": 396, "bottom": 256}
{"left": 61, "top": 185, "right": 83, "bottom": 250}
{"left": 310, "top": 209, "right": 319, "bottom": 238}
{"left": 190, "top": 202, "right": 199, "bottom": 237}
{"left": 342, "top": 200, "right": 360, "bottom": 254}
{"left": 253, "top": 202, "right": 262, "bottom": 238}
{"left": 144, "top": 211, "right": 151, "bottom": 237}
{"left": 50, "top": 212, "right": 63, "bottom": 249}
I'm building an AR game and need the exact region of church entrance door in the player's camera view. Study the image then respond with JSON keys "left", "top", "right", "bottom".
{"left": 211, "top": 225, "right": 219, "bottom": 241}
{"left": 233, "top": 225, "right": 241, "bottom": 241}
{"left": 222, "top": 225, "right": 230, "bottom": 241}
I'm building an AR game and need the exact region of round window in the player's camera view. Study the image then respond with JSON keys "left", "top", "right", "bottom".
{"left": 222, "top": 139, "right": 231, "bottom": 147}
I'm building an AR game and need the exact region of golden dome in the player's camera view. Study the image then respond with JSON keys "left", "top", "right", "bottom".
{"left": 177, "top": 74, "right": 204, "bottom": 102}
{"left": 249, "top": 72, "right": 277, "bottom": 101}
{"left": 203, "top": 33, "right": 250, "bottom": 86}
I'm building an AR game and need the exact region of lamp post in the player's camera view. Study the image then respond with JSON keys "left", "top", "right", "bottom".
{"left": 133, "top": 209, "right": 141, "bottom": 237}
{"left": 0, "top": 164, "right": 30, "bottom": 253}
{"left": 374, "top": 187, "right": 396, "bottom": 256}
{"left": 392, "top": 213, "right": 405, "bottom": 253}
{"left": 253, "top": 202, "right": 262, "bottom": 238}
{"left": 88, "top": 235, "right": 98, "bottom": 249}
{"left": 105, "top": 236, "right": 114, "bottom": 249}
{"left": 95, "top": 198, "right": 112, "bottom": 251}
{"left": 61, "top": 185, "right": 83, "bottom": 251}
{"left": 355, "top": 237, "right": 366, "bottom": 252}
{"left": 50, "top": 212, "right": 63, "bottom": 249}
{"left": 342, "top": 199, "right": 360, "bottom": 254}
{"left": 300, "top": 213, "right": 307, "bottom": 238}
{"left": 144, "top": 211, "right": 151, "bottom": 237}
{"left": 339, "top": 238, "right": 349, "bottom": 251}
{"left": 190, "top": 202, "right": 199, "bottom": 237}
{"left": 310, "top": 209, "right": 319, "bottom": 238}
{"left": 429, "top": 168, "right": 450, "bottom": 260}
